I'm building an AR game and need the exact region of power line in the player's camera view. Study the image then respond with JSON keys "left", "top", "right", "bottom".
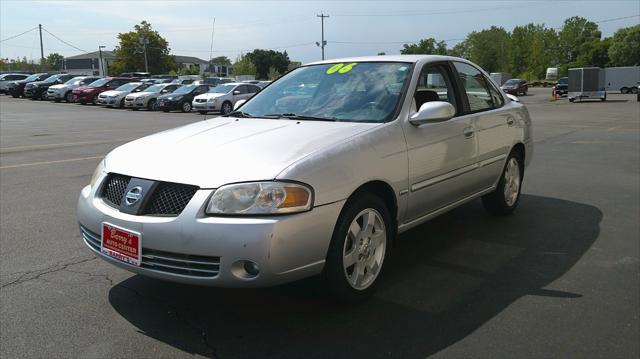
{"left": 331, "top": 2, "right": 544, "bottom": 17}
{"left": 0, "top": 26, "right": 38, "bottom": 42}
{"left": 41, "top": 27, "right": 87, "bottom": 53}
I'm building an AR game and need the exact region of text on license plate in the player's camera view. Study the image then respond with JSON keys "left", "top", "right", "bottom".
{"left": 101, "top": 223, "right": 141, "bottom": 266}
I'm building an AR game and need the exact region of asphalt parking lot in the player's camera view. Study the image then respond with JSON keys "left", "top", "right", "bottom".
{"left": 1, "top": 88, "right": 638, "bottom": 359}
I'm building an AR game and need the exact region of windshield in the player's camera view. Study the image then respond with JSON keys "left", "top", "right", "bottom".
{"left": 558, "top": 78, "right": 568, "bottom": 84}
{"left": 504, "top": 79, "right": 520, "bottom": 85}
{"left": 172, "top": 85, "right": 196, "bottom": 95}
{"left": 144, "top": 84, "right": 165, "bottom": 92}
{"left": 65, "top": 77, "right": 85, "bottom": 85}
{"left": 209, "top": 84, "right": 235, "bottom": 93}
{"left": 115, "top": 83, "right": 140, "bottom": 92}
{"left": 88, "top": 78, "right": 109, "bottom": 87}
{"left": 23, "top": 74, "right": 43, "bottom": 82}
{"left": 42, "top": 75, "right": 59, "bottom": 83}
{"left": 239, "top": 62, "right": 411, "bottom": 123}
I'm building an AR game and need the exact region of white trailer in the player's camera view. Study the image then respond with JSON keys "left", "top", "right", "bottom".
{"left": 546, "top": 67, "right": 559, "bottom": 81}
{"left": 604, "top": 66, "right": 640, "bottom": 93}
{"left": 490, "top": 72, "right": 511, "bottom": 85}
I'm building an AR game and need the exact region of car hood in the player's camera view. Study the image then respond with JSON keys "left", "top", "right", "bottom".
{"left": 158, "top": 92, "right": 190, "bottom": 100}
{"left": 101, "top": 90, "right": 126, "bottom": 97}
{"left": 127, "top": 91, "right": 155, "bottom": 98}
{"left": 105, "top": 117, "right": 377, "bottom": 188}
{"left": 194, "top": 93, "right": 226, "bottom": 100}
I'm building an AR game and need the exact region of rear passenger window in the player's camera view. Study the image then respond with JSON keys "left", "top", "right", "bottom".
{"left": 453, "top": 62, "right": 494, "bottom": 113}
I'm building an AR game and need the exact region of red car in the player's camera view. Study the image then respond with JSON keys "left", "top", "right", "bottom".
{"left": 71, "top": 77, "right": 135, "bottom": 104}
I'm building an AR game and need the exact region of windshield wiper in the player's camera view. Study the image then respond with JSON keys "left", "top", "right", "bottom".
{"left": 264, "top": 113, "right": 337, "bottom": 122}
{"left": 224, "top": 110, "right": 254, "bottom": 118}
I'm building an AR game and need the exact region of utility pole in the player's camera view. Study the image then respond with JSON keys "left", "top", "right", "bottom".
{"left": 316, "top": 12, "right": 329, "bottom": 60}
{"left": 98, "top": 45, "right": 106, "bottom": 76}
{"left": 38, "top": 24, "right": 44, "bottom": 69}
{"left": 139, "top": 37, "right": 149, "bottom": 73}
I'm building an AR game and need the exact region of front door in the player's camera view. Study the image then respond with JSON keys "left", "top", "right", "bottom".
{"left": 403, "top": 63, "right": 478, "bottom": 221}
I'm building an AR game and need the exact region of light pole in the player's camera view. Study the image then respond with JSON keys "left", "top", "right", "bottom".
{"left": 316, "top": 12, "right": 329, "bottom": 60}
{"left": 139, "top": 37, "right": 149, "bottom": 73}
{"left": 98, "top": 45, "right": 106, "bottom": 76}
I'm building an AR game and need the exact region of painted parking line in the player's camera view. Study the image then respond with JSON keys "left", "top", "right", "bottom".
{"left": 0, "top": 156, "right": 104, "bottom": 169}
{"left": 0, "top": 139, "right": 134, "bottom": 153}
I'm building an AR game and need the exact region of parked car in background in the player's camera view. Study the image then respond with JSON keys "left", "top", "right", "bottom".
{"left": 72, "top": 77, "right": 135, "bottom": 104}
{"left": 124, "top": 83, "right": 181, "bottom": 110}
{"left": 157, "top": 84, "right": 209, "bottom": 112}
{"left": 192, "top": 82, "right": 260, "bottom": 114}
{"left": 0, "top": 73, "right": 29, "bottom": 94}
{"left": 257, "top": 81, "right": 272, "bottom": 88}
{"left": 171, "top": 75, "right": 201, "bottom": 86}
{"left": 78, "top": 55, "right": 532, "bottom": 301}
{"left": 47, "top": 76, "right": 101, "bottom": 102}
{"left": 501, "top": 79, "right": 528, "bottom": 95}
{"left": 120, "top": 72, "right": 150, "bottom": 78}
{"left": 24, "top": 73, "right": 75, "bottom": 100}
{"left": 7, "top": 72, "right": 56, "bottom": 98}
{"left": 203, "top": 77, "right": 234, "bottom": 87}
{"left": 97, "top": 82, "right": 150, "bottom": 108}
{"left": 554, "top": 77, "right": 568, "bottom": 96}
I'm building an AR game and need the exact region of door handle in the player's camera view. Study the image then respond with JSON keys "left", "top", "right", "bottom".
{"left": 506, "top": 117, "right": 515, "bottom": 126}
{"left": 463, "top": 127, "right": 474, "bottom": 138}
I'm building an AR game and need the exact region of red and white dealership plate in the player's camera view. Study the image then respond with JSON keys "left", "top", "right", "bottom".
{"left": 101, "top": 222, "right": 141, "bottom": 266}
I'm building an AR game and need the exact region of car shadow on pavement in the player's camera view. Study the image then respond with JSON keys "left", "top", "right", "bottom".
{"left": 108, "top": 194, "right": 601, "bottom": 359}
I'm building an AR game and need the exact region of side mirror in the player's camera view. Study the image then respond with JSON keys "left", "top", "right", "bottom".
{"left": 234, "top": 99, "right": 247, "bottom": 110}
{"left": 233, "top": 90, "right": 241, "bottom": 95}
{"left": 505, "top": 94, "right": 519, "bottom": 102}
{"left": 409, "top": 101, "right": 455, "bottom": 125}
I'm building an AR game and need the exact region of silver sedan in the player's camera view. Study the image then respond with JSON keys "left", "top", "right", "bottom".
{"left": 78, "top": 55, "right": 532, "bottom": 301}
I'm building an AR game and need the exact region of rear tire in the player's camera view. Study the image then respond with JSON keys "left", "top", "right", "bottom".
{"left": 620, "top": 87, "right": 629, "bottom": 94}
{"left": 482, "top": 151, "right": 523, "bottom": 216}
{"left": 631, "top": 87, "right": 639, "bottom": 94}
{"left": 147, "top": 99, "right": 157, "bottom": 111}
{"left": 92, "top": 94, "right": 98, "bottom": 105}
{"left": 323, "top": 193, "right": 392, "bottom": 302}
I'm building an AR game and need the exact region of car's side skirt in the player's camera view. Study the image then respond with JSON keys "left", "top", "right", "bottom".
{"left": 397, "top": 186, "right": 496, "bottom": 234}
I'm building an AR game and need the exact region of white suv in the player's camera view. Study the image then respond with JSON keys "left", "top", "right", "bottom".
{"left": 192, "top": 83, "right": 261, "bottom": 114}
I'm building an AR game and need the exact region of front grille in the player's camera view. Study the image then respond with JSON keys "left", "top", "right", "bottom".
{"left": 195, "top": 99, "right": 206, "bottom": 103}
{"left": 100, "top": 173, "right": 198, "bottom": 216}
{"left": 80, "top": 225, "right": 220, "bottom": 278}
{"left": 125, "top": 96, "right": 134, "bottom": 101}
{"left": 144, "top": 182, "right": 198, "bottom": 216}
{"left": 102, "top": 174, "right": 131, "bottom": 206}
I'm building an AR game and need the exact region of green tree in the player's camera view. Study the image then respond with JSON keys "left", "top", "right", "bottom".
{"left": 210, "top": 56, "right": 231, "bottom": 66}
{"left": 43, "top": 53, "right": 64, "bottom": 70}
{"left": 577, "top": 38, "right": 611, "bottom": 67}
{"left": 608, "top": 25, "right": 640, "bottom": 66}
{"left": 558, "top": 16, "right": 601, "bottom": 65}
{"left": 400, "top": 38, "right": 447, "bottom": 55}
{"left": 377, "top": 52, "right": 386, "bottom": 55}
{"left": 232, "top": 54, "right": 257, "bottom": 77}
{"left": 464, "top": 26, "right": 511, "bottom": 72}
{"left": 244, "top": 49, "right": 290, "bottom": 79}
{"left": 111, "top": 21, "right": 176, "bottom": 75}
{"left": 267, "top": 66, "right": 280, "bottom": 80}
{"left": 448, "top": 41, "right": 470, "bottom": 58}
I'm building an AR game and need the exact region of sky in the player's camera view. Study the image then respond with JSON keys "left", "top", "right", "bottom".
{"left": 1, "top": 0, "right": 638, "bottom": 64}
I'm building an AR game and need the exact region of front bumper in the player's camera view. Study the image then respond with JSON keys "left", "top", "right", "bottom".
{"left": 125, "top": 97, "right": 147, "bottom": 108}
{"left": 98, "top": 96, "right": 120, "bottom": 106}
{"left": 73, "top": 92, "right": 95, "bottom": 103}
{"left": 158, "top": 99, "right": 179, "bottom": 110}
{"left": 77, "top": 178, "right": 343, "bottom": 287}
{"left": 193, "top": 101, "right": 217, "bottom": 111}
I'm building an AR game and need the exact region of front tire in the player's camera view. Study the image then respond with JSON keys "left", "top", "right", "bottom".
{"left": 65, "top": 91, "right": 73, "bottom": 103}
{"left": 323, "top": 193, "right": 392, "bottom": 302}
{"left": 181, "top": 101, "right": 192, "bottom": 113}
{"left": 620, "top": 87, "right": 629, "bottom": 94}
{"left": 482, "top": 151, "right": 523, "bottom": 216}
{"left": 147, "top": 99, "right": 157, "bottom": 111}
{"left": 221, "top": 101, "right": 232, "bottom": 115}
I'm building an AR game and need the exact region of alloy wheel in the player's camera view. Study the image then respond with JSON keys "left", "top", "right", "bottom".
{"left": 503, "top": 157, "right": 521, "bottom": 206}
{"left": 342, "top": 208, "right": 386, "bottom": 290}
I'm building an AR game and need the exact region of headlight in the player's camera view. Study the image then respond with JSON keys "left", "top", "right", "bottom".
{"left": 206, "top": 181, "right": 313, "bottom": 215}
{"left": 89, "top": 159, "right": 106, "bottom": 187}
{"left": 83, "top": 89, "right": 93, "bottom": 93}
{"left": 207, "top": 97, "right": 217, "bottom": 103}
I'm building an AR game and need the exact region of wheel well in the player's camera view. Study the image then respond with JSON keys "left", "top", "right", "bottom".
{"left": 511, "top": 142, "right": 525, "bottom": 163}
{"left": 350, "top": 180, "right": 398, "bottom": 228}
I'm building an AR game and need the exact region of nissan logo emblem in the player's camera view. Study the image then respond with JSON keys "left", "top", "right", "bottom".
{"left": 125, "top": 186, "right": 143, "bottom": 206}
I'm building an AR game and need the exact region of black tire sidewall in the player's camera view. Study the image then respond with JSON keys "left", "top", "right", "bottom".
{"left": 222, "top": 102, "right": 231, "bottom": 114}
{"left": 482, "top": 151, "right": 524, "bottom": 215}
{"left": 324, "top": 193, "right": 393, "bottom": 302}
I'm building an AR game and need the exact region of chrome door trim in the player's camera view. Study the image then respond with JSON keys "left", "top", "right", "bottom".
{"left": 409, "top": 153, "right": 507, "bottom": 193}
{"left": 398, "top": 186, "right": 496, "bottom": 233}
{"left": 478, "top": 153, "right": 507, "bottom": 168}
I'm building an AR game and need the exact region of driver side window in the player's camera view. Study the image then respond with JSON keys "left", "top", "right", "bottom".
{"left": 412, "top": 64, "right": 457, "bottom": 114}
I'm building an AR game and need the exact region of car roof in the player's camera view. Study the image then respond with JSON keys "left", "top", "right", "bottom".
{"left": 306, "top": 54, "right": 457, "bottom": 66}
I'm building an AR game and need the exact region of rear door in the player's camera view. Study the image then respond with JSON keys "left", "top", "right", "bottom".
{"left": 451, "top": 61, "right": 513, "bottom": 189}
